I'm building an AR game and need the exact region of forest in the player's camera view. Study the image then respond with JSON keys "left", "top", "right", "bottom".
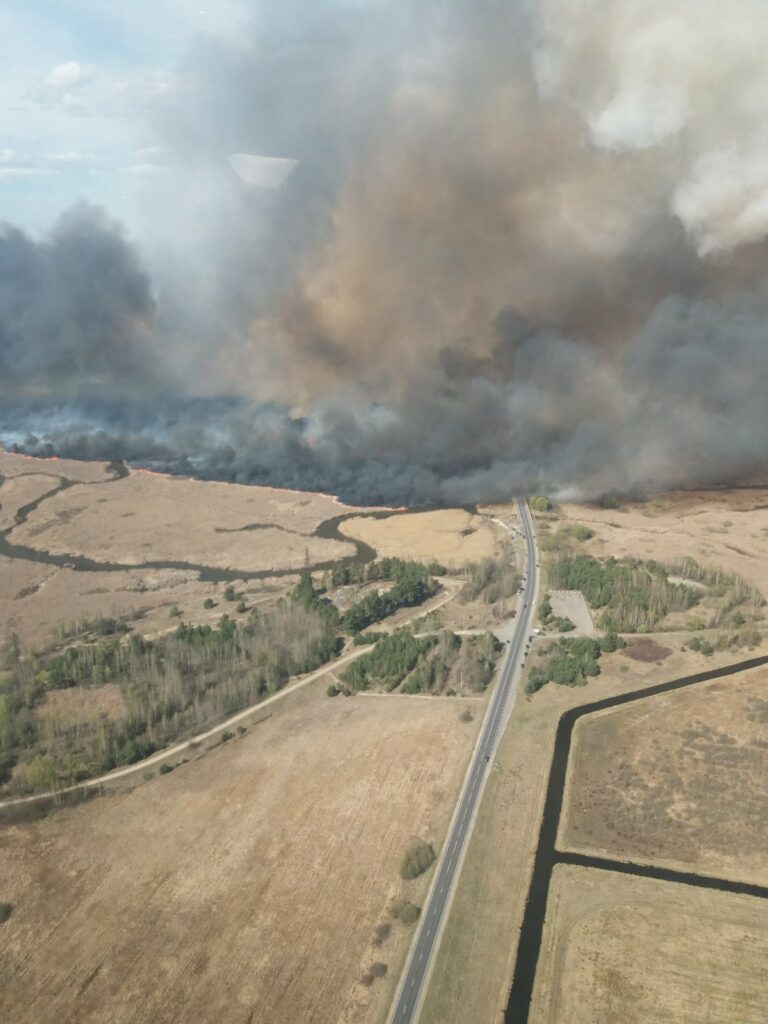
{"left": 0, "top": 598, "right": 339, "bottom": 795}
{"left": 549, "top": 555, "right": 700, "bottom": 632}
{"left": 339, "top": 629, "right": 501, "bottom": 695}
{"left": 0, "top": 556, "right": 447, "bottom": 795}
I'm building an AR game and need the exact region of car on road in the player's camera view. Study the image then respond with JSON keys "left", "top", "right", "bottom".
{"left": 483, "top": 753, "right": 490, "bottom": 763}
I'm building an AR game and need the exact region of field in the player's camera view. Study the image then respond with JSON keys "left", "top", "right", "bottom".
{"left": 559, "top": 488, "right": 768, "bottom": 595}
{"left": 0, "top": 681, "right": 480, "bottom": 1024}
{"left": 562, "top": 667, "right": 768, "bottom": 884}
{"left": 529, "top": 865, "right": 768, "bottom": 1024}
{"left": 420, "top": 642, "right": 768, "bottom": 1024}
{"left": 8, "top": 466, "right": 356, "bottom": 571}
{"left": 343, "top": 509, "right": 498, "bottom": 567}
{"left": 0, "top": 449, "right": 502, "bottom": 648}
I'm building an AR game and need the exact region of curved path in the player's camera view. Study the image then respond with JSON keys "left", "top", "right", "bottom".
{"left": 505, "top": 653, "right": 768, "bottom": 1024}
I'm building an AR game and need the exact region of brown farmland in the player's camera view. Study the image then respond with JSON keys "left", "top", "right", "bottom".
{"left": 530, "top": 865, "right": 768, "bottom": 1024}
{"left": 562, "top": 667, "right": 768, "bottom": 884}
{"left": 0, "top": 684, "right": 480, "bottom": 1024}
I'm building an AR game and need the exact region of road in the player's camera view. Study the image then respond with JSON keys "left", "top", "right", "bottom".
{"left": 387, "top": 499, "right": 539, "bottom": 1024}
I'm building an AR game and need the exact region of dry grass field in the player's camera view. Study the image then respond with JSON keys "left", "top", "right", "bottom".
{"left": 530, "top": 865, "right": 768, "bottom": 1024}
{"left": 562, "top": 667, "right": 768, "bottom": 884}
{"left": 8, "top": 467, "right": 357, "bottom": 571}
{"left": 559, "top": 488, "right": 768, "bottom": 594}
{"left": 420, "top": 640, "right": 768, "bottom": 1024}
{"left": 0, "top": 450, "right": 112, "bottom": 483}
{"left": 0, "top": 683, "right": 480, "bottom": 1024}
{"left": 343, "top": 510, "right": 498, "bottom": 567}
{"left": 0, "top": 449, "right": 508, "bottom": 648}
{"left": 0, "top": 557, "right": 284, "bottom": 648}
{"left": 0, "top": 472, "right": 62, "bottom": 530}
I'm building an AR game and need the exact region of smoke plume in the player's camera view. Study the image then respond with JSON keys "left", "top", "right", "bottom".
{"left": 2, "top": 0, "right": 768, "bottom": 505}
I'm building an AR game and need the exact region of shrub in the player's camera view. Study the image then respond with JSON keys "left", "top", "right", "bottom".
{"left": 326, "top": 684, "right": 340, "bottom": 697}
{"left": 224, "top": 586, "right": 237, "bottom": 602}
{"left": 530, "top": 495, "right": 552, "bottom": 512}
{"left": 361, "top": 965, "right": 387, "bottom": 987}
{"left": 203, "top": 597, "right": 216, "bottom": 609}
{"left": 159, "top": 764, "right": 174, "bottom": 775}
{"left": 372, "top": 922, "right": 391, "bottom": 946}
{"left": 400, "top": 838, "right": 436, "bottom": 880}
{"left": 552, "top": 616, "right": 575, "bottom": 632}
{"left": 0, "top": 902, "right": 12, "bottom": 924}
{"left": 459, "top": 709, "right": 473, "bottom": 723}
{"left": 236, "top": 600, "right": 247, "bottom": 613}
{"left": 389, "top": 898, "right": 421, "bottom": 924}
{"left": 353, "top": 631, "right": 387, "bottom": 646}
{"left": 169, "top": 605, "right": 182, "bottom": 618}
{"left": 221, "top": 730, "right": 234, "bottom": 742}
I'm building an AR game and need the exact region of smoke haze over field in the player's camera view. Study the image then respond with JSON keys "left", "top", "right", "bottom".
{"left": 2, "top": 0, "right": 768, "bottom": 504}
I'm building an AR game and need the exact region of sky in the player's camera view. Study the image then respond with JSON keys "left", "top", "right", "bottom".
{"left": 0, "top": 0, "right": 252, "bottom": 231}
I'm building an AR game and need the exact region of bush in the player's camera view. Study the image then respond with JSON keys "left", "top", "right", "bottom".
{"left": 361, "top": 965, "right": 387, "bottom": 987}
{"left": 460, "top": 552, "right": 520, "bottom": 605}
{"left": 689, "top": 636, "right": 715, "bottom": 656}
{"left": 389, "top": 898, "right": 421, "bottom": 924}
{"left": 530, "top": 496, "right": 552, "bottom": 512}
{"left": 203, "top": 597, "right": 216, "bottom": 609}
{"left": 372, "top": 922, "right": 391, "bottom": 946}
{"left": 159, "top": 764, "right": 174, "bottom": 775}
{"left": 224, "top": 586, "right": 237, "bottom": 602}
{"left": 0, "top": 902, "right": 12, "bottom": 924}
{"left": 570, "top": 524, "right": 594, "bottom": 541}
{"left": 459, "top": 708, "right": 473, "bottom": 722}
{"left": 169, "top": 605, "right": 182, "bottom": 618}
{"left": 599, "top": 631, "right": 626, "bottom": 653}
{"left": 400, "top": 838, "right": 436, "bottom": 880}
{"left": 352, "top": 631, "right": 388, "bottom": 646}
{"left": 326, "top": 684, "right": 340, "bottom": 697}
{"left": 221, "top": 730, "right": 235, "bottom": 742}
{"left": 552, "top": 616, "right": 575, "bottom": 632}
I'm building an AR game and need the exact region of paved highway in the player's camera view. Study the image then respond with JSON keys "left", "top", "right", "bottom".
{"left": 387, "top": 500, "right": 539, "bottom": 1024}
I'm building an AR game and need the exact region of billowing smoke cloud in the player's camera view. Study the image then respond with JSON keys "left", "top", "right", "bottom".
{"left": 2, "top": 0, "right": 768, "bottom": 505}
{"left": 0, "top": 204, "right": 157, "bottom": 394}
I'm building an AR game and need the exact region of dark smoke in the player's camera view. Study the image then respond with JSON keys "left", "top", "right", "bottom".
{"left": 2, "top": 1, "right": 768, "bottom": 505}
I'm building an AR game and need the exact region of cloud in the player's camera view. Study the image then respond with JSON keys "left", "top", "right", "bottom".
{"left": 0, "top": 167, "right": 57, "bottom": 181}
{"left": 45, "top": 150, "right": 97, "bottom": 163}
{"left": 43, "top": 60, "right": 91, "bottom": 90}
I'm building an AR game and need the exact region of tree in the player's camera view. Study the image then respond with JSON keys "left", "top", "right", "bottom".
{"left": 530, "top": 495, "right": 552, "bottom": 512}
{"left": 399, "top": 838, "right": 436, "bottom": 879}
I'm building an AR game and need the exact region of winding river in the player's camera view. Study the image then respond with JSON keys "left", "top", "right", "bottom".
{"left": 0, "top": 460, "right": 447, "bottom": 583}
